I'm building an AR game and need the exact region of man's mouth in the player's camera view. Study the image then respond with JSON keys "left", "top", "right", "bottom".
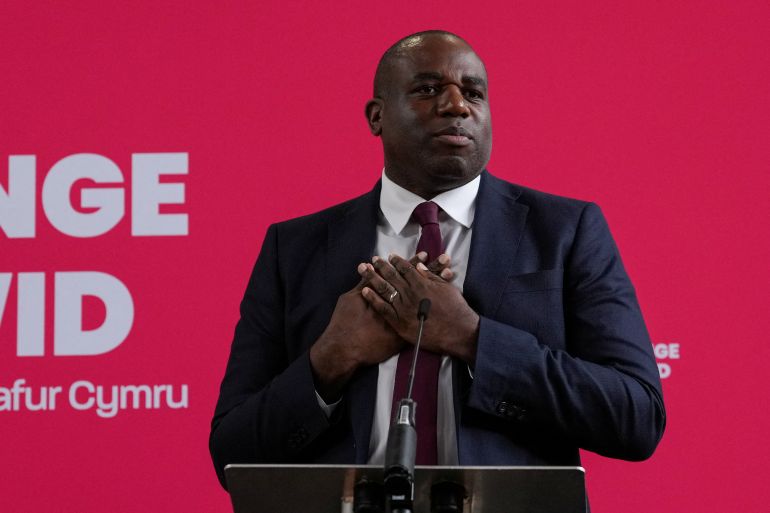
{"left": 434, "top": 127, "right": 473, "bottom": 147}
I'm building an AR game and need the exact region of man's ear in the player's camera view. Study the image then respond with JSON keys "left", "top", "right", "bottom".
{"left": 365, "top": 98, "right": 383, "bottom": 136}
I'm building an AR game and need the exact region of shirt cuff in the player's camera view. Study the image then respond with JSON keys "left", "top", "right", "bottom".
{"left": 315, "top": 390, "right": 342, "bottom": 418}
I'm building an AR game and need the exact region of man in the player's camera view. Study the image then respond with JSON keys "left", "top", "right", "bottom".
{"left": 209, "top": 30, "right": 665, "bottom": 489}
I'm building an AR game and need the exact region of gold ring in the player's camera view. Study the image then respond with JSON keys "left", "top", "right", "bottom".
{"left": 388, "top": 290, "right": 398, "bottom": 303}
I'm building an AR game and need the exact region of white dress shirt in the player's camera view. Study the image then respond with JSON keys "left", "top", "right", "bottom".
{"left": 318, "top": 169, "right": 480, "bottom": 465}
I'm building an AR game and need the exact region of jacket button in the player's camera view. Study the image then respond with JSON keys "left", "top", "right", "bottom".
{"left": 510, "top": 404, "right": 528, "bottom": 421}
{"left": 497, "top": 401, "right": 528, "bottom": 421}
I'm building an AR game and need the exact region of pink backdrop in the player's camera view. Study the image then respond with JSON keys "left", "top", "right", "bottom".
{"left": 2, "top": 1, "right": 769, "bottom": 511}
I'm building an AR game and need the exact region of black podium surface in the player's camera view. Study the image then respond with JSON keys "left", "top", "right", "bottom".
{"left": 225, "top": 464, "right": 586, "bottom": 513}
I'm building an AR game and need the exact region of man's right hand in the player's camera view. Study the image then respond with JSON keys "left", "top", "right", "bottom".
{"left": 310, "top": 280, "right": 403, "bottom": 403}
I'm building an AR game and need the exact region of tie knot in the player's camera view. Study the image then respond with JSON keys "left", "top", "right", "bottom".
{"left": 412, "top": 201, "right": 440, "bottom": 227}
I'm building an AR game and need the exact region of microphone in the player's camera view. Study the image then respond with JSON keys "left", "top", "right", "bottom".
{"left": 383, "top": 299, "right": 431, "bottom": 513}
{"left": 418, "top": 298, "right": 431, "bottom": 319}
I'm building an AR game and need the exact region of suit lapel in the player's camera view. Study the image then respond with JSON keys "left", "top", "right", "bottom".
{"left": 326, "top": 182, "right": 381, "bottom": 297}
{"left": 325, "top": 181, "right": 381, "bottom": 463}
{"left": 463, "top": 172, "right": 529, "bottom": 317}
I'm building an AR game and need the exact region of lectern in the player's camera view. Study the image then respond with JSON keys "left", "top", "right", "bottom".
{"left": 225, "top": 464, "right": 586, "bottom": 513}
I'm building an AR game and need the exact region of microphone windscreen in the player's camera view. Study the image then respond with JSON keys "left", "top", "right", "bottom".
{"left": 417, "top": 298, "right": 431, "bottom": 320}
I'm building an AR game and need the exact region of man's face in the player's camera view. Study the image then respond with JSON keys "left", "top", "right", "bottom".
{"left": 369, "top": 35, "right": 492, "bottom": 199}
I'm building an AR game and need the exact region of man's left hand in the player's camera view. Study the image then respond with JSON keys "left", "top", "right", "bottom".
{"left": 360, "top": 253, "right": 480, "bottom": 365}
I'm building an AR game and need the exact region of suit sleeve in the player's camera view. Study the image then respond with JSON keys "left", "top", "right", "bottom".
{"left": 467, "top": 203, "right": 666, "bottom": 460}
{"left": 209, "top": 224, "right": 333, "bottom": 489}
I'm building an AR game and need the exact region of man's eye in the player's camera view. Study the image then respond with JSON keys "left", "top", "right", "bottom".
{"left": 417, "top": 85, "right": 439, "bottom": 95}
{"left": 464, "top": 90, "right": 483, "bottom": 100}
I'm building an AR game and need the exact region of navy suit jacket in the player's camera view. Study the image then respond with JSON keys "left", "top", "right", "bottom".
{"left": 210, "top": 171, "right": 666, "bottom": 488}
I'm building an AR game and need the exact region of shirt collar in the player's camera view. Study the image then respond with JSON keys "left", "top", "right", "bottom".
{"left": 379, "top": 169, "right": 480, "bottom": 235}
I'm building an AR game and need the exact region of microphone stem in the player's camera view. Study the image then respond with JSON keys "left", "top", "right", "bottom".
{"left": 405, "top": 315, "right": 426, "bottom": 401}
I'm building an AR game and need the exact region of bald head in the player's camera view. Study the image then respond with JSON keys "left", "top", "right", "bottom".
{"left": 373, "top": 30, "right": 483, "bottom": 99}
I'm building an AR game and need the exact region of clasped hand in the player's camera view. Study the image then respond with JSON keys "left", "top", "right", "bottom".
{"left": 359, "top": 253, "right": 479, "bottom": 365}
{"left": 310, "top": 252, "right": 478, "bottom": 402}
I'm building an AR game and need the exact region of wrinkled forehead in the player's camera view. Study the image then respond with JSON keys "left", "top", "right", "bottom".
{"left": 390, "top": 35, "right": 487, "bottom": 85}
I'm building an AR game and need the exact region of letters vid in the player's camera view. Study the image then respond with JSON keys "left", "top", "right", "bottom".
{"left": 1, "top": 153, "right": 188, "bottom": 356}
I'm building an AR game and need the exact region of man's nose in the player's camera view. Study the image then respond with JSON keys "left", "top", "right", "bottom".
{"left": 436, "top": 86, "right": 470, "bottom": 117}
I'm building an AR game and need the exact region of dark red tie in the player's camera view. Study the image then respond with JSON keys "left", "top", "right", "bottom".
{"left": 391, "top": 201, "right": 442, "bottom": 465}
